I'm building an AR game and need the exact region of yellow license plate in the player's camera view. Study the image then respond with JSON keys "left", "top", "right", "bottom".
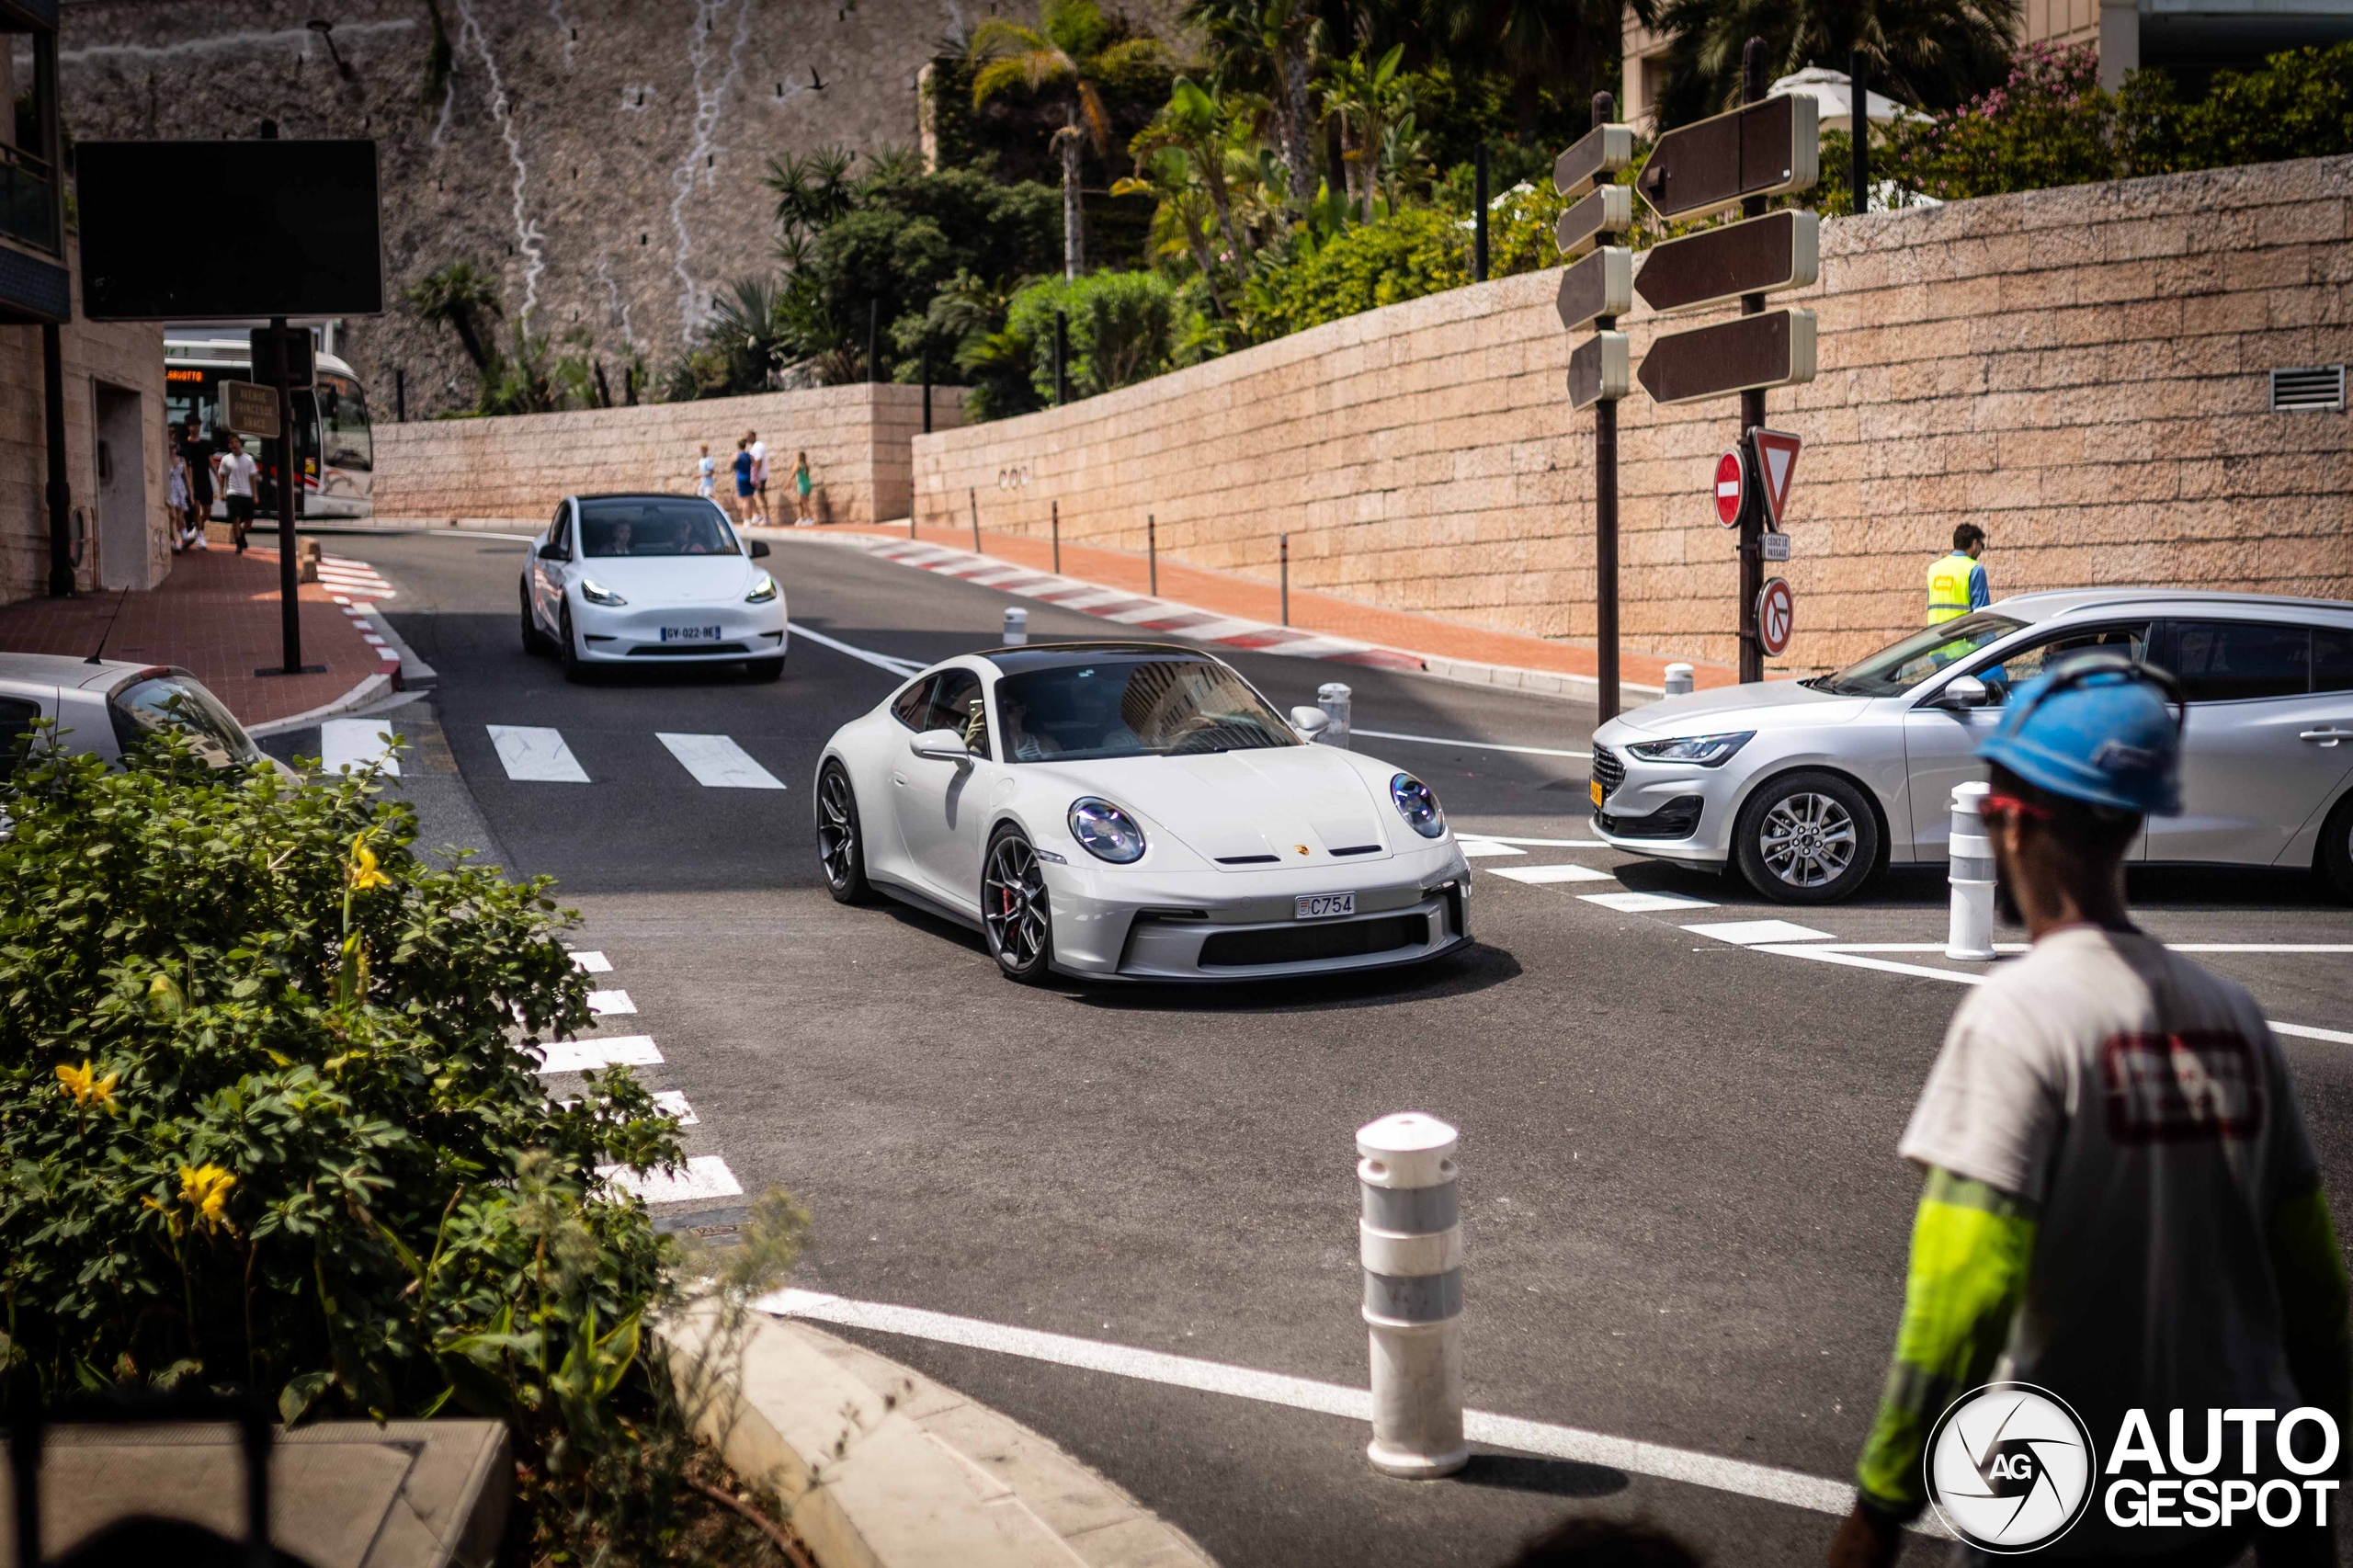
{"left": 1590, "top": 779, "right": 1605, "bottom": 808}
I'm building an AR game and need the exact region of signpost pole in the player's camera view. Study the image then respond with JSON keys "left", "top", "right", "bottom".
{"left": 1737, "top": 38, "right": 1768, "bottom": 686}
{"left": 1849, "top": 50, "right": 1870, "bottom": 217}
{"left": 1473, "top": 143, "right": 1489, "bottom": 283}
{"left": 269, "top": 317, "right": 303, "bottom": 676}
{"left": 1590, "top": 92, "right": 1620, "bottom": 724}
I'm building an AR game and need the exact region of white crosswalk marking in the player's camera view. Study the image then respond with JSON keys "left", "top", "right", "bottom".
{"left": 535, "top": 1035, "right": 663, "bottom": 1074}
{"left": 657, "top": 732, "right": 787, "bottom": 790}
{"left": 318, "top": 719, "right": 401, "bottom": 776}
{"left": 1488, "top": 863, "right": 1615, "bottom": 884}
{"left": 600, "top": 1154, "right": 743, "bottom": 1204}
{"left": 568, "top": 949, "right": 613, "bottom": 972}
{"left": 587, "top": 989, "right": 635, "bottom": 1016}
{"left": 1580, "top": 890, "right": 1720, "bottom": 912}
{"left": 1683, "top": 919, "right": 1835, "bottom": 945}
{"left": 489, "top": 724, "right": 590, "bottom": 782}
{"left": 1454, "top": 839, "right": 1525, "bottom": 858}
{"left": 653, "top": 1090, "right": 699, "bottom": 1125}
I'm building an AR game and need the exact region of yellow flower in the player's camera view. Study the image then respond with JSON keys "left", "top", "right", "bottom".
{"left": 345, "top": 835, "right": 391, "bottom": 893}
{"left": 177, "top": 1164, "right": 237, "bottom": 1232}
{"left": 56, "top": 1060, "right": 118, "bottom": 1109}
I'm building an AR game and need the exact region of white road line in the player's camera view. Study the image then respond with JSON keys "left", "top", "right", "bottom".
{"left": 756, "top": 1289, "right": 1913, "bottom": 1529}
{"left": 488, "top": 724, "right": 590, "bottom": 783}
{"left": 1684, "top": 920, "right": 1836, "bottom": 945}
{"left": 657, "top": 732, "right": 788, "bottom": 790}
{"left": 535, "top": 1034, "right": 663, "bottom": 1074}
{"left": 1814, "top": 943, "right": 2353, "bottom": 956}
{"left": 427, "top": 529, "right": 540, "bottom": 541}
{"left": 568, "top": 949, "right": 613, "bottom": 972}
{"left": 587, "top": 989, "right": 635, "bottom": 1016}
{"left": 1453, "top": 835, "right": 1614, "bottom": 849}
{"left": 1489, "top": 863, "right": 1617, "bottom": 884}
{"left": 786, "top": 621, "right": 926, "bottom": 677}
{"left": 601, "top": 1153, "right": 742, "bottom": 1204}
{"left": 1354, "top": 728, "right": 1592, "bottom": 761}
{"left": 1454, "top": 840, "right": 1527, "bottom": 858}
{"left": 318, "top": 719, "right": 401, "bottom": 776}
{"left": 1581, "top": 890, "right": 1720, "bottom": 912}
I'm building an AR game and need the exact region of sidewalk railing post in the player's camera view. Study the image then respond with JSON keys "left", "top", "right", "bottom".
{"left": 1946, "top": 781, "right": 1996, "bottom": 961}
{"left": 1147, "top": 514, "right": 1157, "bottom": 597}
{"left": 1002, "top": 607, "right": 1028, "bottom": 645}
{"left": 1279, "top": 533, "right": 1290, "bottom": 626}
{"left": 970, "top": 487, "right": 980, "bottom": 554}
{"left": 1316, "top": 683, "right": 1352, "bottom": 748}
{"left": 1665, "top": 663, "right": 1694, "bottom": 697}
{"left": 1357, "top": 1112, "right": 1468, "bottom": 1479}
{"left": 1051, "top": 499, "right": 1061, "bottom": 574}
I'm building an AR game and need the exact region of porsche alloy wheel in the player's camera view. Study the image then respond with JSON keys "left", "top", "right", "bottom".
{"left": 983, "top": 828, "right": 1053, "bottom": 983}
{"left": 817, "top": 761, "right": 871, "bottom": 903}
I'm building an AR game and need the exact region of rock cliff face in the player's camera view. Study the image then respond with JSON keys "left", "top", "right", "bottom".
{"left": 51, "top": 0, "right": 973, "bottom": 415}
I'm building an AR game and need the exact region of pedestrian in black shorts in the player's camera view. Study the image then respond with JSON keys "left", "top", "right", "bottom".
{"left": 215, "top": 433, "right": 259, "bottom": 552}
{"left": 177, "top": 417, "right": 214, "bottom": 544}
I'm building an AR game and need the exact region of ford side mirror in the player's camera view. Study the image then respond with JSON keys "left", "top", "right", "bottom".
{"left": 538, "top": 540, "right": 567, "bottom": 561}
{"left": 748, "top": 539, "right": 771, "bottom": 558}
{"left": 910, "top": 728, "right": 972, "bottom": 764}
{"left": 1290, "top": 705, "right": 1329, "bottom": 737}
{"left": 1933, "top": 675, "right": 1990, "bottom": 710}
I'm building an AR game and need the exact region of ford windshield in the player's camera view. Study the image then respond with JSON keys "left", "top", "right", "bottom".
{"left": 1807, "top": 612, "right": 2026, "bottom": 697}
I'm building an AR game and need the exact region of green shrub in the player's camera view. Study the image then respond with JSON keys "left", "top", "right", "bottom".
{"left": 1003, "top": 270, "right": 1199, "bottom": 402}
{"left": 1238, "top": 204, "right": 1469, "bottom": 338}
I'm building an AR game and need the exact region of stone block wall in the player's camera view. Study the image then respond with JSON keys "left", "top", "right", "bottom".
{"left": 374, "top": 382, "right": 963, "bottom": 526}
{"left": 913, "top": 155, "right": 2353, "bottom": 673}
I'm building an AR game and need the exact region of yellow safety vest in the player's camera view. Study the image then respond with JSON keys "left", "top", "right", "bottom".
{"left": 1927, "top": 553, "right": 1975, "bottom": 624}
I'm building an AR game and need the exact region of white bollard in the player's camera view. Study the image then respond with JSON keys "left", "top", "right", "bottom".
{"left": 1665, "top": 663, "right": 1694, "bottom": 697}
{"left": 1316, "top": 682, "right": 1353, "bottom": 748}
{"left": 1357, "top": 1112, "right": 1468, "bottom": 1479}
{"left": 1002, "top": 607, "right": 1029, "bottom": 645}
{"left": 1946, "top": 780, "right": 1996, "bottom": 961}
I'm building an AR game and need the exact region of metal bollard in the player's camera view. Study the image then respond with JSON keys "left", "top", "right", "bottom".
{"left": 1002, "top": 607, "right": 1029, "bottom": 646}
{"left": 1316, "top": 682, "right": 1352, "bottom": 748}
{"left": 1664, "top": 663, "right": 1694, "bottom": 697}
{"left": 1946, "top": 780, "right": 1995, "bottom": 960}
{"left": 1357, "top": 1112, "right": 1468, "bottom": 1479}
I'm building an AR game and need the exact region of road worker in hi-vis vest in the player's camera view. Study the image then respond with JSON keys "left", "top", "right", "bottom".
{"left": 1927, "top": 523, "right": 1991, "bottom": 625}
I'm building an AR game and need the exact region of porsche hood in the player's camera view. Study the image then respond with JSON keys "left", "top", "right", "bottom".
{"left": 1035, "top": 745, "right": 1410, "bottom": 867}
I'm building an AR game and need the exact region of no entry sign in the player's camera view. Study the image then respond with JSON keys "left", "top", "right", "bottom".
{"left": 1757, "top": 576, "right": 1794, "bottom": 657}
{"left": 1713, "top": 450, "right": 1745, "bottom": 528}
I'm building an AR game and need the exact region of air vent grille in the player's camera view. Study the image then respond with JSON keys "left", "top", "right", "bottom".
{"left": 2271, "top": 366, "right": 2345, "bottom": 412}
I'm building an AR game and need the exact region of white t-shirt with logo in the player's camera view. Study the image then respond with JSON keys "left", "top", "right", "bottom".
{"left": 1902, "top": 927, "right": 2315, "bottom": 1467}
{"left": 749, "top": 439, "right": 767, "bottom": 485}
{"left": 218, "top": 452, "right": 258, "bottom": 498}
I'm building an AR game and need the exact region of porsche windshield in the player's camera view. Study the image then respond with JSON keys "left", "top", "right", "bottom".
{"left": 1809, "top": 612, "right": 2026, "bottom": 697}
{"left": 578, "top": 498, "right": 740, "bottom": 558}
{"left": 996, "top": 658, "right": 1300, "bottom": 761}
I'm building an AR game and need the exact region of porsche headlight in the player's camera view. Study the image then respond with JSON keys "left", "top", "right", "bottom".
{"left": 1390, "top": 773, "right": 1446, "bottom": 838}
{"left": 1624, "top": 731, "right": 1755, "bottom": 767}
{"left": 745, "top": 573, "right": 779, "bottom": 604}
{"left": 1067, "top": 797, "right": 1147, "bottom": 864}
{"left": 579, "top": 578, "right": 628, "bottom": 607}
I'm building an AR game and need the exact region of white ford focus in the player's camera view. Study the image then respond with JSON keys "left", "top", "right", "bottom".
{"left": 520, "top": 492, "right": 787, "bottom": 681}
{"left": 813, "top": 642, "right": 1474, "bottom": 983}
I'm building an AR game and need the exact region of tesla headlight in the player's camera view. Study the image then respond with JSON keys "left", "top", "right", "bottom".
{"left": 745, "top": 573, "right": 779, "bottom": 604}
{"left": 1390, "top": 773, "right": 1446, "bottom": 838}
{"left": 579, "top": 578, "right": 628, "bottom": 607}
{"left": 1625, "top": 731, "right": 1755, "bottom": 767}
{"left": 1067, "top": 797, "right": 1146, "bottom": 864}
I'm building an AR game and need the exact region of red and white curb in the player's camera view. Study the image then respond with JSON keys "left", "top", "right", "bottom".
{"left": 554, "top": 949, "right": 745, "bottom": 1208}
{"left": 846, "top": 535, "right": 1430, "bottom": 675}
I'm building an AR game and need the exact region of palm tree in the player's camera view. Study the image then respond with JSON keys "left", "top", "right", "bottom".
{"left": 1649, "top": 0, "right": 2019, "bottom": 123}
{"left": 1130, "top": 77, "right": 1249, "bottom": 262}
{"left": 1112, "top": 147, "right": 1233, "bottom": 318}
{"left": 970, "top": 0, "right": 1166, "bottom": 278}
{"left": 406, "top": 262, "right": 504, "bottom": 379}
{"left": 1317, "top": 44, "right": 1410, "bottom": 222}
{"left": 1177, "top": 0, "right": 1322, "bottom": 216}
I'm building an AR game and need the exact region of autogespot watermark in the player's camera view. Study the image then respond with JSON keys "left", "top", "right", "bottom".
{"left": 1926, "top": 1383, "right": 2343, "bottom": 1553}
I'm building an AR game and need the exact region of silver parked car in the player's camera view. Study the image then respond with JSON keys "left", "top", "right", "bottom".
{"left": 0, "top": 654, "right": 270, "bottom": 775}
{"left": 1588, "top": 591, "right": 2353, "bottom": 903}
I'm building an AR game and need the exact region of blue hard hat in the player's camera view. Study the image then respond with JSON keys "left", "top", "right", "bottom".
{"left": 1977, "top": 653, "right": 2184, "bottom": 814}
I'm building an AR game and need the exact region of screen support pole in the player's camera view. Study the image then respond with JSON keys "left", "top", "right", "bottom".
{"left": 271, "top": 317, "right": 304, "bottom": 676}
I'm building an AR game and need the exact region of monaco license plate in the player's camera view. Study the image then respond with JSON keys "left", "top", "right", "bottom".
{"left": 1590, "top": 779, "right": 1606, "bottom": 808}
{"left": 1295, "top": 892, "right": 1356, "bottom": 920}
{"left": 659, "top": 625, "right": 723, "bottom": 642}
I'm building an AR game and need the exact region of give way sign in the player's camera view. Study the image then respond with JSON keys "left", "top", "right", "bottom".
{"left": 1713, "top": 450, "right": 1744, "bottom": 528}
{"left": 1749, "top": 427, "right": 1802, "bottom": 529}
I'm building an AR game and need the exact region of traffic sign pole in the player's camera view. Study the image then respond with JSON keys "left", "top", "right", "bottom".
{"left": 1738, "top": 38, "right": 1768, "bottom": 686}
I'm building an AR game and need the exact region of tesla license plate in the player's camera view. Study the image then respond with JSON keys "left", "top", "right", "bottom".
{"left": 1295, "top": 893, "right": 1356, "bottom": 920}
{"left": 1590, "top": 779, "right": 1605, "bottom": 807}
{"left": 660, "top": 626, "right": 723, "bottom": 642}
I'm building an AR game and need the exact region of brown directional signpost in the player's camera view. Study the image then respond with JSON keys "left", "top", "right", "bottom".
{"left": 1554, "top": 98, "right": 1635, "bottom": 721}
{"left": 1631, "top": 39, "right": 1820, "bottom": 684}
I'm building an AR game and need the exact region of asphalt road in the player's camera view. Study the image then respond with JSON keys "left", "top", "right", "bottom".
{"left": 284, "top": 528, "right": 2353, "bottom": 1568}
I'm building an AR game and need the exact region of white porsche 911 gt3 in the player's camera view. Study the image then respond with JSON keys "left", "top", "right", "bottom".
{"left": 813, "top": 642, "right": 1473, "bottom": 983}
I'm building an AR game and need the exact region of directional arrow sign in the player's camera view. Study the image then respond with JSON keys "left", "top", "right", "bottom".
{"left": 1566, "top": 332, "right": 1629, "bottom": 412}
{"left": 1635, "top": 210, "right": 1819, "bottom": 316}
{"left": 1552, "top": 122, "right": 1634, "bottom": 199}
{"left": 1555, "top": 247, "right": 1632, "bottom": 334}
{"left": 1554, "top": 184, "right": 1634, "bottom": 262}
{"left": 1636, "top": 308, "right": 1817, "bottom": 405}
{"left": 1635, "top": 95, "right": 1818, "bottom": 222}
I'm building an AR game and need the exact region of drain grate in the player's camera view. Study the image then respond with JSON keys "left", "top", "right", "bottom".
{"left": 2270, "top": 366, "right": 2345, "bottom": 412}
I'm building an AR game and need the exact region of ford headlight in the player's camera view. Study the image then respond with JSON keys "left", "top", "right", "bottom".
{"left": 745, "top": 573, "right": 779, "bottom": 604}
{"left": 1390, "top": 773, "right": 1446, "bottom": 838}
{"left": 579, "top": 578, "right": 628, "bottom": 607}
{"left": 1067, "top": 797, "right": 1147, "bottom": 864}
{"left": 1625, "top": 731, "right": 1755, "bottom": 767}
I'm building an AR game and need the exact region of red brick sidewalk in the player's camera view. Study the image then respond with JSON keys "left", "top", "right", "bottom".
{"left": 818, "top": 522, "right": 1740, "bottom": 691}
{"left": 0, "top": 548, "right": 386, "bottom": 728}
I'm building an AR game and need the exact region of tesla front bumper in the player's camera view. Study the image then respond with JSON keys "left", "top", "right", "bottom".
{"left": 1042, "top": 843, "right": 1473, "bottom": 981}
{"left": 571, "top": 597, "right": 788, "bottom": 663}
{"left": 1585, "top": 739, "right": 1742, "bottom": 868}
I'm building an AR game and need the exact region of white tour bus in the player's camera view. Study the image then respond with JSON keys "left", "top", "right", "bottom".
{"left": 164, "top": 335, "right": 376, "bottom": 520}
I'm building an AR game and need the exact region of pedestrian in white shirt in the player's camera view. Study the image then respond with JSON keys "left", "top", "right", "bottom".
{"left": 747, "top": 430, "right": 769, "bottom": 525}
{"left": 213, "top": 434, "right": 260, "bottom": 553}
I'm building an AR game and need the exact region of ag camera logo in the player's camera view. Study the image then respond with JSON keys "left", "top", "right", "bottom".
{"left": 1926, "top": 1382, "right": 2097, "bottom": 1552}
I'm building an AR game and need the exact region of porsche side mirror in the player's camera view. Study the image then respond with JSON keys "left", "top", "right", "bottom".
{"left": 1290, "top": 705, "right": 1329, "bottom": 736}
{"left": 748, "top": 540, "right": 771, "bottom": 559}
{"left": 910, "top": 728, "right": 972, "bottom": 763}
{"left": 1931, "top": 675, "right": 1990, "bottom": 710}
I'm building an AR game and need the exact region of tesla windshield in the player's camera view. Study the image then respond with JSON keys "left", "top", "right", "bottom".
{"left": 1809, "top": 612, "right": 2027, "bottom": 697}
{"left": 996, "top": 658, "right": 1301, "bottom": 761}
{"left": 578, "top": 498, "right": 740, "bottom": 558}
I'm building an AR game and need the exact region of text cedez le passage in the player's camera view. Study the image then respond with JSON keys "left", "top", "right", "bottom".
{"left": 2100, "top": 1408, "right": 2341, "bottom": 1529}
